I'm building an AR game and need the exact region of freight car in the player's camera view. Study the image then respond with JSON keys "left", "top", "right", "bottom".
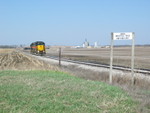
{"left": 30, "top": 41, "right": 46, "bottom": 55}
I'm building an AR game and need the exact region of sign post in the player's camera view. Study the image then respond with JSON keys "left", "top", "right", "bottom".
{"left": 110, "top": 33, "right": 114, "bottom": 84}
{"left": 131, "top": 33, "right": 135, "bottom": 85}
{"left": 110, "top": 32, "right": 135, "bottom": 85}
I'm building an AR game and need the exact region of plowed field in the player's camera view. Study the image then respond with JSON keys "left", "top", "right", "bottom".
{"left": 0, "top": 49, "right": 57, "bottom": 70}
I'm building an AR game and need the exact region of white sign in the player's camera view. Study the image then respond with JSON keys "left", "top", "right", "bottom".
{"left": 110, "top": 32, "right": 135, "bottom": 85}
{"left": 112, "top": 32, "right": 133, "bottom": 40}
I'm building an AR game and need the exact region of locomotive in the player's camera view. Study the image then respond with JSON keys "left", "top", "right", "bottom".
{"left": 30, "top": 41, "right": 46, "bottom": 55}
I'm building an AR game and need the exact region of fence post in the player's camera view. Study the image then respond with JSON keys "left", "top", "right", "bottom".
{"left": 59, "top": 47, "right": 61, "bottom": 66}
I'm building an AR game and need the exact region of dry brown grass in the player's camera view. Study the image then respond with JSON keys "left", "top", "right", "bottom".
{"left": 61, "top": 65, "right": 150, "bottom": 113}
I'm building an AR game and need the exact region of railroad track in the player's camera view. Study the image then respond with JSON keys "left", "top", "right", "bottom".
{"left": 21, "top": 50, "right": 150, "bottom": 75}
{"left": 44, "top": 55, "right": 150, "bottom": 75}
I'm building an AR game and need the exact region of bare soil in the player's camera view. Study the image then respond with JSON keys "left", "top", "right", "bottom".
{"left": 46, "top": 46, "right": 150, "bottom": 69}
{"left": 0, "top": 50, "right": 58, "bottom": 71}
{"left": 0, "top": 48, "right": 14, "bottom": 54}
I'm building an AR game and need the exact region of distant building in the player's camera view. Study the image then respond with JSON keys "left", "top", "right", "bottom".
{"left": 83, "top": 39, "right": 89, "bottom": 48}
{"left": 94, "top": 42, "right": 98, "bottom": 48}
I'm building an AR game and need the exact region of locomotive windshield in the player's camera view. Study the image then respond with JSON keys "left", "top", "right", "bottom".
{"left": 36, "top": 41, "right": 45, "bottom": 45}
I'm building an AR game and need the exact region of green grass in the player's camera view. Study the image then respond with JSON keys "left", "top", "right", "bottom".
{"left": 0, "top": 70, "right": 138, "bottom": 113}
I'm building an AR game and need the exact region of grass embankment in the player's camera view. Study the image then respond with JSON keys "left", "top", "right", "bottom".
{"left": 0, "top": 70, "right": 137, "bottom": 113}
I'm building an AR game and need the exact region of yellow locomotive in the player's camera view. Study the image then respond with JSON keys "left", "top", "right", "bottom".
{"left": 30, "top": 41, "right": 46, "bottom": 55}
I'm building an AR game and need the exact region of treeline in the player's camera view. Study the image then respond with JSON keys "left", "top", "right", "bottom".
{"left": 0, "top": 45, "right": 17, "bottom": 48}
{"left": 114, "top": 44, "right": 150, "bottom": 47}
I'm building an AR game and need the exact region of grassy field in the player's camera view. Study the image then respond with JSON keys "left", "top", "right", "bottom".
{"left": 0, "top": 70, "right": 137, "bottom": 113}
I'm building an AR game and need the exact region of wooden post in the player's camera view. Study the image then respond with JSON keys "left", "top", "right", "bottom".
{"left": 131, "top": 33, "right": 135, "bottom": 86}
{"left": 110, "top": 33, "right": 114, "bottom": 84}
{"left": 110, "top": 32, "right": 135, "bottom": 86}
{"left": 59, "top": 47, "right": 61, "bottom": 66}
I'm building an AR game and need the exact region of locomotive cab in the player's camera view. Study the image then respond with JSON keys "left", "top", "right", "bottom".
{"left": 30, "top": 41, "right": 46, "bottom": 55}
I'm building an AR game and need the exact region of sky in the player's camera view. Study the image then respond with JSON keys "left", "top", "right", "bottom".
{"left": 0, "top": 0, "right": 150, "bottom": 46}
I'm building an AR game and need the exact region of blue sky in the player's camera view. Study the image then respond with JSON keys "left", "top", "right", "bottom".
{"left": 0, "top": 0, "right": 150, "bottom": 46}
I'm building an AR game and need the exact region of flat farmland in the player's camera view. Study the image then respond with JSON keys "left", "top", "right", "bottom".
{"left": 47, "top": 46, "right": 150, "bottom": 70}
{"left": 0, "top": 48, "right": 14, "bottom": 54}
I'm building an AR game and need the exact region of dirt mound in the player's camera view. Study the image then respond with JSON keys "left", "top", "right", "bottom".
{"left": 0, "top": 51, "right": 58, "bottom": 70}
